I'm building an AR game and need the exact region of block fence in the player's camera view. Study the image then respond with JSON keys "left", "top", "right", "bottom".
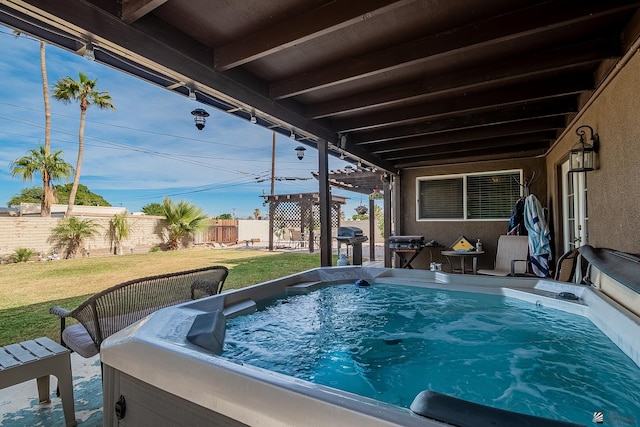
{"left": 0, "top": 216, "right": 166, "bottom": 259}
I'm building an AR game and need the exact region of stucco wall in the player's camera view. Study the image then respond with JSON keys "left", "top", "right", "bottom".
{"left": 545, "top": 50, "right": 640, "bottom": 255}
{"left": 399, "top": 157, "right": 547, "bottom": 270}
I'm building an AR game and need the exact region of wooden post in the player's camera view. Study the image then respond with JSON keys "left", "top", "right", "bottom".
{"left": 318, "top": 139, "right": 332, "bottom": 266}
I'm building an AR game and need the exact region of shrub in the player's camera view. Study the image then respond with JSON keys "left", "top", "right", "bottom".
{"left": 150, "top": 246, "right": 160, "bottom": 253}
{"left": 48, "top": 217, "right": 99, "bottom": 258}
{"left": 10, "top": 248, "right": 36, "bottom": 263}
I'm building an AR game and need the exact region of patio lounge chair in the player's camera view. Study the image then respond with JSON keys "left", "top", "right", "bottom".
{"left": 288, "top": 228, "right": 306, "bottom": 249}
{"left": 50, "top": 265, "right": 228, "bottom": 358}
{"left": 554, "top": 248, "right": 580, "bottom": 282}
{"left": 477, "top": 235, "right": 529, "bottom": 276}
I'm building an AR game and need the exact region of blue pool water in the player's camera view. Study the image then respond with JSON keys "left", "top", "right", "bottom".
{"left": 223, "top": 284, "right": 640, "bottom": 426}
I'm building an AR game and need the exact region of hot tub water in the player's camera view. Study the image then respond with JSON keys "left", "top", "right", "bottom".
{"left": 223, "top": 284, "right": 640, "bottom": 426}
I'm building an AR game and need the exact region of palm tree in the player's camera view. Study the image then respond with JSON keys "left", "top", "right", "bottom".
{"left": 10, "top": 146, "right": 74, "bottom": 210}
{"left": 48, "top": 217, "right": 99, "bottom": 258}
{"left": 253, "top": 208, "right": 261, "bottom": 220}
{"left": 53, "top": 72, "right": 115, "bottom": 216}
{"left": 162, "top": 197, "right": 209, "bottom": 250}
{"left": 109, "top": 212, "right": 131, "bottom": 255}
{"left": 14, "top": 31, "right": 53, "bottom": 216}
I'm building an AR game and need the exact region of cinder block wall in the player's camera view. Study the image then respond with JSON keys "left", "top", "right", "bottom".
{"left": 0, "top": 216, "right": 166, "bottom": 258}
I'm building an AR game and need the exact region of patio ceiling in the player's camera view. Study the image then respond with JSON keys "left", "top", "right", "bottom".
{"left": 2, "top": 0, "right": 640, "bottom": 173}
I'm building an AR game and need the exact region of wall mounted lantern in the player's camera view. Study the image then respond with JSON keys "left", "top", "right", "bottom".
{"left": 190, "top": 108, "right": 209, "bottom": 130}
{"left": 569, "top": 125, "right": 600, "bottom": 172}
{"left": 83, "top": 42, "right": 95, "bottom": 61}
{"left": 295, "top": 145, "right": 306, "bottom": 160}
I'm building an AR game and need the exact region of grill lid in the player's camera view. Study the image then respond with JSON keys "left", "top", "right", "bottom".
{"left": 387, "top": 235, "right": 425, "bottom": 244}
{"left": 337, "top": 226, "right": 364, "bottom": 238}
{"left": 336, "top": 226, "right": 368, "bottom": 243}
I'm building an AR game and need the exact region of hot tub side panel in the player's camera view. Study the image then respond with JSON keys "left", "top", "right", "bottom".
{"left": 103, "top": 365, "right": 248, "bottom": 427}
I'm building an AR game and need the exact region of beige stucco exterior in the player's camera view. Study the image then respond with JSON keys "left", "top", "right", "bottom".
{"left": 398, "top": 49, "right": 640, "bottom": 272}
{"left": 545, "top": 49, "right": 640, "bottom": 257}
{"left": 399, "top": 158, "right": 546, "bottom": 271}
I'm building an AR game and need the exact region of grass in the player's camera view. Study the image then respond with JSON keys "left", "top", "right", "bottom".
{"left": 0, "top": 248, "right": 325, "bottom": 346}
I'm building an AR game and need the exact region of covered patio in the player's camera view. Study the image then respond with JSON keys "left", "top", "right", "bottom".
{"left": 3, "top": 1, "right": 639, "bottom": 269}
{"left": 2, "top": 4, "right": 640, "bottom": 424}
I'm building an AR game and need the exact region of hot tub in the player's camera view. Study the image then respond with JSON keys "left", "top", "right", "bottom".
{"left": 101, "top": 255, "right": 640, "bottom": 427}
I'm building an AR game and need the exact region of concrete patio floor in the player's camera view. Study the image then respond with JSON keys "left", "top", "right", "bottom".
{"left": 0, "top": 353, "right": 102, "bottom": 427}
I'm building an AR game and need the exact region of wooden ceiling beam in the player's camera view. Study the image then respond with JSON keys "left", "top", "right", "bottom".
{"left": 121, "top": 0, "right": 167, "bottom": 24}
{"left": 270, "top": 0, "right": 639, "bottom": 99}
{"left": 380, "top": 132, "right": 556, "bottom": 161}
{"left": 369, "top": 118, "right": 564, "bottom": 154}
{"left": 348, "top": 98, "right": 577, "bottom": 145}
{"left": 214, "top": 0, "right": 412, "bottom": 72}
{"left": 391, "top": 145, "right": 550, "bottom": 168}
{"left": 333, "top": 73, "right": 592, "bottom": 132}
{"left": 305, "top": 38, "right": 618, "bottom": 119}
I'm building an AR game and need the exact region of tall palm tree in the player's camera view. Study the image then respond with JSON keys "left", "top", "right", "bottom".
{"left": 14, "top": 31, "right": 53, "bottom": 215}
{"left": 10, "top": 146, "right": 74, "bottom": 208}
{"left": 162, "top": 197, "right": 209, "bottom": 250}
{"left": 40, "top": 39, "right": 53, "bottom": 215}
{"left": 53, "top": 72, "right": 115, "bottom": 216}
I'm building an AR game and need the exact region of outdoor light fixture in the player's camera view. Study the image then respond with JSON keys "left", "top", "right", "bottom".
{"left": 569, "top": 125, "right": 600, "bottom": 172}
{"left": 190, "top": 108, "right": 210, "bottom": 130}
{"left": 188, "top": 87, "right": 196, "bottom": 101}
{"left": 250, "top": 109, "right": 257, "bottom": 124}
{"left": 83, "top": 42, "right": 95, "bottom": 61}
{"left": 295, "top": 145, "right": 306, "bottom": 160}
{"left": 290, "top": 129, "right": 296, "bottom": 139}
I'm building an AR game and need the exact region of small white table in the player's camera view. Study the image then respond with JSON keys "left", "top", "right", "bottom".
{"left": 0, "top": 337, "right": 76, "bottom": 427}
{"left": 441, "top": 250, "right": 485, "bottom": 274}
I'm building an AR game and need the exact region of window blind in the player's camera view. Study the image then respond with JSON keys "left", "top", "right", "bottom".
{"left": 466, "top": 172, "right": 520, "bottom": 219}
{"left": 418, "top": 177, "right": 463, "bottom": 219}
{"left": 418, "top": 170, "right": 521, "bottom": 220}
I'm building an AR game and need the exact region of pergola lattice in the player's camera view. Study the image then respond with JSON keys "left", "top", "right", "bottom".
{"left": 262, "top": 193, "right": 346, "bottom": 252}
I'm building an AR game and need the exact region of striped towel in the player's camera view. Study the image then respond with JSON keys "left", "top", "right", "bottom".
{"left": 524, "top": 194, "right": 552, "bottom": 277}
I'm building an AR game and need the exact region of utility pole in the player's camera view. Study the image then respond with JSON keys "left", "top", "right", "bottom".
{"left": 268, "top": 131, "right": 276, "bottom": 252}
{"left": 270, "top": 131, "right": 276, "bottom": 195}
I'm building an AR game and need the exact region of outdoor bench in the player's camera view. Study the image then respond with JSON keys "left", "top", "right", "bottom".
{"left": 50, "top": 265, "right": 229, "bottom": 358}
{"left": 244, "top": 238, "right": 261, "bottom": 246}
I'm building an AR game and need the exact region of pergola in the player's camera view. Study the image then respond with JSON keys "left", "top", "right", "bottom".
{"left": 262, "top": 192, "right": 346, "bottom": 253}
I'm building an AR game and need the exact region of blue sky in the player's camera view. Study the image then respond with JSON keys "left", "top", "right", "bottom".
{"left": 0, "top": 25, "right": 371, "bottom": 218}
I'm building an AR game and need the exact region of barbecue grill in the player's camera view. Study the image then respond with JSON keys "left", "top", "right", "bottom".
{"left": 336, "top": 226, "right": 368, "bottom": 265}
{"left": 387, "top": 235, "right": 425, "bottom": 251}
{"left": 387, "top": 235, "right": 429, "bottom": 269}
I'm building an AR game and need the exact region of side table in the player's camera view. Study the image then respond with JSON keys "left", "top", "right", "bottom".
{"left": 0, "top": 337, "right": 76, "bottom": 427}
{"left": 441, "top": 250, "right": 485, "bottom": 274}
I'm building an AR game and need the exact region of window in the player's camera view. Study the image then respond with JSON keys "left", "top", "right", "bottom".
{"left": 417, "top": 170, "right": 522, "bottom": 220}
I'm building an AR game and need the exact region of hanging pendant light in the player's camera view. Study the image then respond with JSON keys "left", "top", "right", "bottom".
{"left": 190, "top": 108, "right": 210, "bottom": 130}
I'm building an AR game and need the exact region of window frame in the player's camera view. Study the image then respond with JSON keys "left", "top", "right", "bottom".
{"left": 416, "top": 169, "right": 523, "bottom": 221}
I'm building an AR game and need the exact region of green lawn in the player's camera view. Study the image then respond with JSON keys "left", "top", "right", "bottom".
{"left": 0, "top": 249, "right": 325, "bottom": 346}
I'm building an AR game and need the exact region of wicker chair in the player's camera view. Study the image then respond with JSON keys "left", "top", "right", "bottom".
{"left": 50, "top": 265, "right": 229, "bottom": 358}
